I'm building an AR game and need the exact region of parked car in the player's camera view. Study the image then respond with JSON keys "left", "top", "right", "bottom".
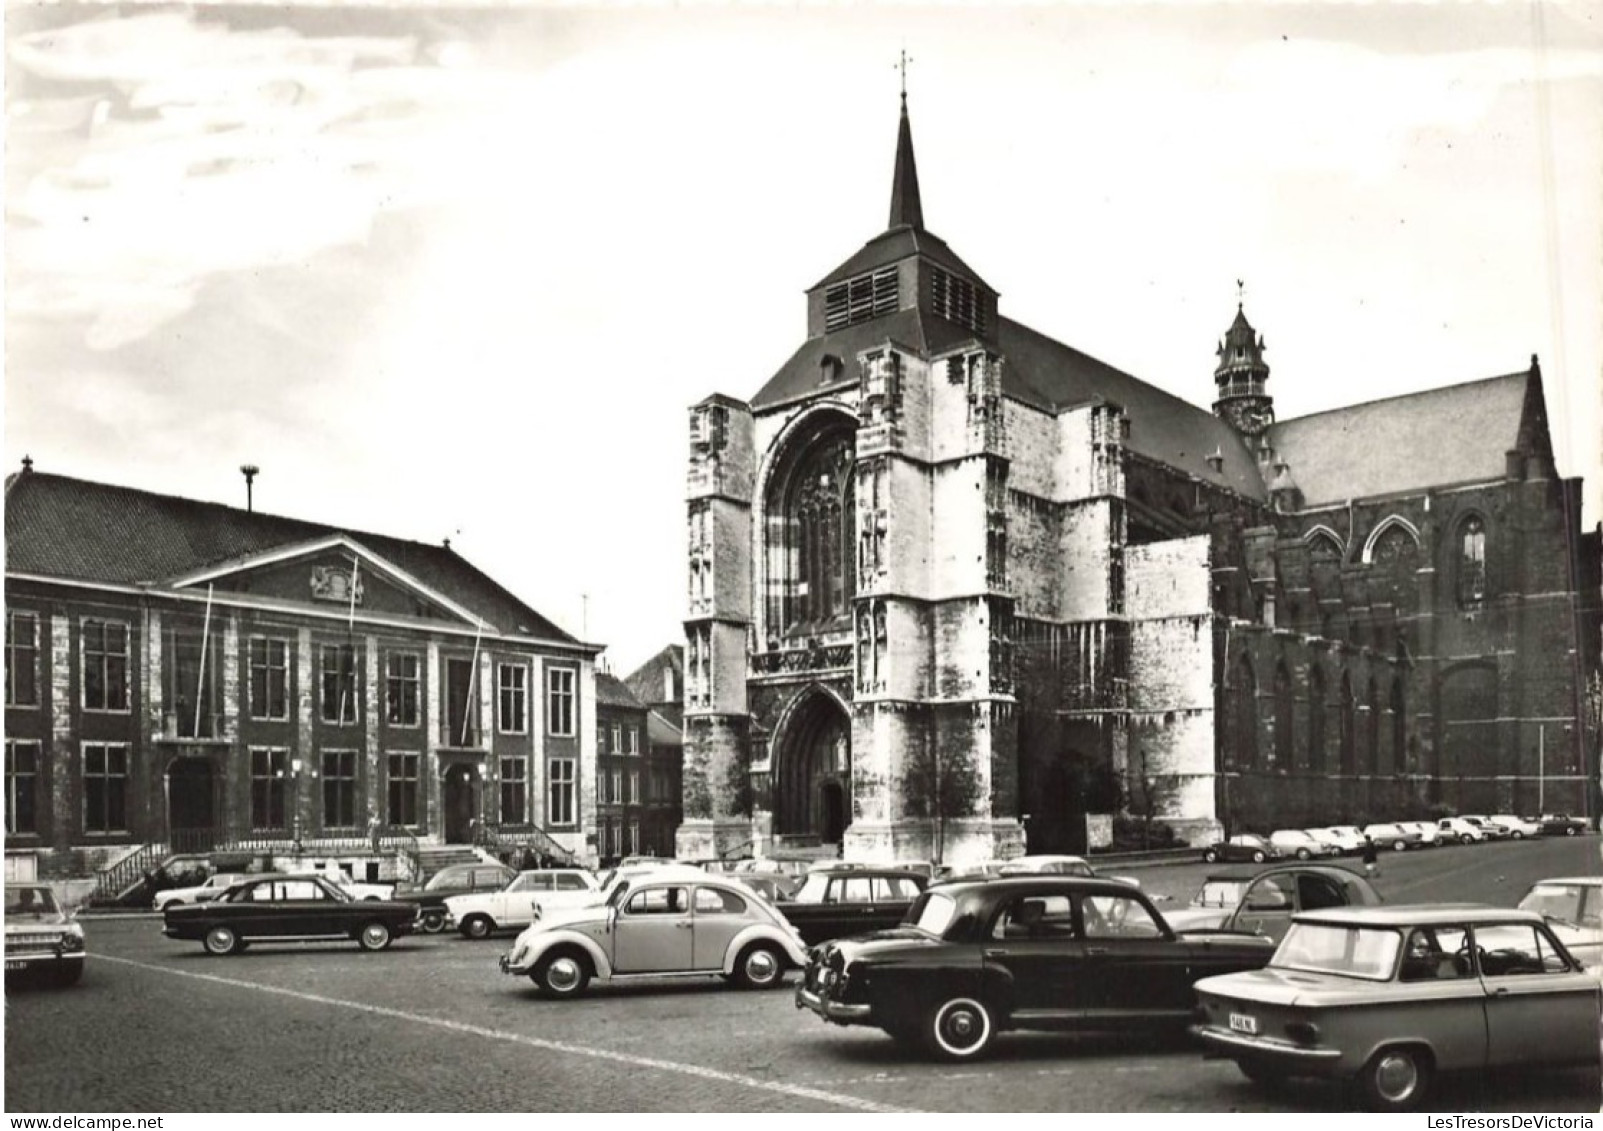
{"left": 446, "top": 869, "right": 602, "bottom": 939}
{"left": 500, "top": 872, "right": 810, "bottom": 996}
{"left": 326, "top": 873, "right": 398, "bottom": 901}
{"left": 1268, "top": 830, "right": 1340, "bottom": 860}
{"left": 796, "top": 876, "right": 1275, "bottom": 1061}
{"left": 729, "top": 873, "right": 791, "bottom": 904}
{"left": 995, "top": 854, "right": 1096, "bottom": 875}
{"left": 1487, "top": 814, "right": 1543, "bottom": 839}
{"left": 152, "top": 872, "right": 249, "bottom": 910}
{"left": 1459, "top": 814, "right": 1511, "bottom": 841}
{"left": 1437, "top": 816, "right": 1487, "bottom": 844}
{"left": 1397, "top": 821, "right": 1442, "bottom": 848}
{"left": 1516, "top": 876, "right": 1603, "bottom": 965}
{"left": 1200, "top": 834, "right": 1281, "bottom": 864}
{"left": 393, "top": 862, "right": 516, "bottom": 934}
{"left": 1161, "top": 864, "right": 1382, "bottom": 944}
{"left": 1360, "top": 823, "right": 1421, "bottom": 852}
{"left": 780, "top": 869, "right": 929, "bottom": 946}
{"left": 1193, "top": 904, "right": 1600, "bottom": 1110}
{"left": 1535, "top": 813, "right": 1590, "bottom": 837}
{"left": 1307, "top": 827, "right": 1365, "bottom": 856}
{"left": 5, "top": 883, "right": 86, "bottom": 987}
{"left": 162, "top": 873, "right": 420, "bottom": 955}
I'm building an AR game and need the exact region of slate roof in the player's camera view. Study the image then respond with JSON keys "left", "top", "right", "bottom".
{"left": 4, "top": 470, "right": 579, "bottom": 643}
{"left": 623, "top": 643, "right": 684, "bottom": 710}
{"left": 751, "top": 311, "right": 1266, "bottom": 499}
{"left": 595, "top": 671, "right": 644, "bottom": 710}
{"left": 1267, "top": 372, "right": 1530, "bottom": 506}
{"left": 646, "top": 707, "right": 683, "bottom": 748}
{"left": 812, "top": 225, "right": 993, "bottom": 293}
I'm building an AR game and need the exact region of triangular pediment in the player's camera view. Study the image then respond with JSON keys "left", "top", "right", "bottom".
{"left": 163, "top": 534, "right": 488, "bottom": 628}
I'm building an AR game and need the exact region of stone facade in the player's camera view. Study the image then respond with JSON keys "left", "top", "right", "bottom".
{"left": 674, "top": 98, "right": 1600, "bottom": 864}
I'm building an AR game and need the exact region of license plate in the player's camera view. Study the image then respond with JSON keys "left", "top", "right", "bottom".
{"left": 5, "top": 960, "right": 25, "bottom": 971}
{"left": 1229, "top": 1012, "right": 1258, "bottom": 1035}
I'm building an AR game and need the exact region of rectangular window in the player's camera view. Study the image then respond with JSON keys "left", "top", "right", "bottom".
{"left": 248, "top": 638, "right": 290, "bottom": 721}
{"left": 596, "top": 723, "right": 609, "bottom": 754}
{"left": 444, "top": 657, "right": 478, "bottom": 746}
{"left": 548, "top": 757, "right": 576, "bottom": 826}
{"left": 5, "top": 611, "right": 38, "bottom": 707}
{"left": 611, "top": 769, "right": 623, "bottom": 806}
{"left": 5, "top": 740, "right": 40, "bottom": 834}
{"left": 499, "top": 756, "right": 527, "bottom": 825}
{"left": 611, "top": 724, "right": 622, "bottom": 754}
{"left": 321, "top": 750, "right": 358, "bottom": 828}
{"left": 498, "top": 664, "right": 528, "bottom": 734}
{"left": 629, "top": 771, "right": 639, "bottom": 807}
{"left": 82, "top": 619, "right": 130, "bottom": 712}
{"left": 387, "top": 752, "right": 419, "bottom": 827}
{"left": 320, "top": 644, "right": 359, "bottom": 725}
{"left": 386, "top": 653, "right": 420, "bottom": 727}
{"left": 547, "top": 667, "right": 575, "bottom": 736}
{"left": 629, "top": 821, "right": 640, "bottom": 856}
{"left": 83, "top": 742, "right": 128, "bottom": 832}
{"left": 623, "top": 726, "right": 638, "bottom": 756}
{"left": 250, "top": 748, "right": 289, "bottom": 831}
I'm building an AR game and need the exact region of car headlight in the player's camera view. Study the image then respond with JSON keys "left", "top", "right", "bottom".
{"left": 60, "top": 930, "right": 85, "bottom": 953}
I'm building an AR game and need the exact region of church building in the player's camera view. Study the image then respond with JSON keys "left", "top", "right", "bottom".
{"left": 676, "top": 93, "right": 1598, "bottom": 865}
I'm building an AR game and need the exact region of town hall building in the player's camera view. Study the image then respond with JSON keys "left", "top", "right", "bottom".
{"left": 676, "top": 94, "right": 1599, "bottom": 865}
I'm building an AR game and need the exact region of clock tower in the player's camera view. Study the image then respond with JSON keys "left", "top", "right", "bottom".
{"left": 1212, "top": 287, "right": 1274, "bottom": 441}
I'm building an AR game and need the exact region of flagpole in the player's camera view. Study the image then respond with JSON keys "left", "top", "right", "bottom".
{"left": 194, "top": 584, "right": 214, "bottom": 738}
{"left": 462, "top": 618, "right": 483, "bottom": 747}
{"left": 339, "top": 557, "right": 360, "bottom": 723}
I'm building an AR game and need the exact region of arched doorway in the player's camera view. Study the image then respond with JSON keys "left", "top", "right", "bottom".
{"left": 166, "top": 757, "right": 216, "bottom": 851}
{"left": 773, "top": 688, "right": 851, "bottom": 847}
{"left": 443, "top": 764, "right": 477, "bottom": 844}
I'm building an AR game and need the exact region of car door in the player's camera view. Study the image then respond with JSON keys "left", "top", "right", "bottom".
{"left": 979, "top": 893, "right": 1087, "bottom": 1018}
{"left": 283, "top": 878, "right": 344, "bottom": 936}
{"left": 611, "top": 884, "right": 694, "bottom": 973}
{"left": 1471, "top": 922, "right": 1598, "bottom": 1069}
{"left": 1075, "top": 891, "right": 1193, "bottom": 1017}
{"left": 1228, "top": 874, "right": 1298, "bottom": 942}
{"left": 690, "top": 885, "right": 749, "bottom": 970}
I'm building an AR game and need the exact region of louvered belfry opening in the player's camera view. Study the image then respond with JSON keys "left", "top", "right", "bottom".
{"left": 823, "top": 266, "right": 898, "bottom": 332}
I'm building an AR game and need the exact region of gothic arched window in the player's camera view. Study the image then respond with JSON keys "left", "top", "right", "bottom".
{"left": 765, "top": 419, "right": 856, "bottom": 637}
{"left": 1274, "top": 662, "right": 1294, "bottom": 770}
{"left": 1308, "top": 665, "right": 1327, "bottom": 772}
{"left": 1458, "top": 515, "right": 1487, "bottom": 607}
{"left": 1365, "top": 675, "right": 1380, "bottom": 775}
{"left": 1235, "top": 654, "right": 1257, "bottom": 770}
{"left": 1390, "top": 676, "right": 1406, "bottom": 775}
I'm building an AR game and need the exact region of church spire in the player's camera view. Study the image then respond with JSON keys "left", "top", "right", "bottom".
{"left": 888, "top": 61, "right": 923, "bottom": 231}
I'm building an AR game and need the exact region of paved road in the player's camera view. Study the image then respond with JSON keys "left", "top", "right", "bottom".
{"left": 7, "top": 836, "right": 1601, "bottom": 1113}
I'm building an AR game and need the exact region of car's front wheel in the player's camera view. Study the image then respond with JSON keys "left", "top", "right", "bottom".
{"left": 1392, "top": 840, "right": 1407, "bottom": 852}
{"left": 924, "top": 996, "right": 995, "bottom": 1061}
{"left": 1460, "top": 834, "right": 1475, "bottom": 845}
{"left": 1356, "top": 1045, "right": 1433, "bottom": 1111}
{"left": 203, "top": 926, "right": 241, "bottom": 956}
{"left": 1251, "top": 850, "right": 1267, "bottom": 863}
{"left": 460, "top": 914, "right": 495, "bottom": 940}
{"left": 357, "top": 922, "right": 393, "bottom": 952}
{"left": 419, "top": 909, "right": 447, "bottom": 934}
{"left": 1565, "top": 826, "right": 1579, "bottom": 836}
{"left": 1295, "top": 848, "right": 1311, "bottom": 860}
{"left": 732, "top": 943, "right": 785, "bottom": 990}
{"left": 533, "top": 949, "right": 591, "bottom": 999}
{"left": 1202, "top": 848, "right": 1219, "bottom": 863}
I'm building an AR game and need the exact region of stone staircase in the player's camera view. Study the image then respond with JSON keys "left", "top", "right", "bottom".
{"left": 414, "top": 845, "right": 485, "bottom": 883}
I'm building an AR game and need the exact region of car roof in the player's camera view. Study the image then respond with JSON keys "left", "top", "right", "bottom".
{"left": 1526, "top": 876, "right": 1603, "bottom": 887}
{"left": 1203, "top": 863, "right": 1368, "bottom": 882}
{"left": 930, "top": 876, "right": 1145, "bottom": 898}
{"left": 1295, "top": 903, "right": 1541, "bottom": 927}
{"left": 805, "top": 868, "right": 928, "bottom": 880}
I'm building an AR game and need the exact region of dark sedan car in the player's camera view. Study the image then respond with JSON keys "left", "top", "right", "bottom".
{"left": 796, "top": 876, "right": 1276, "bottom": 1061}
{"left": 1200, "top": 834, "right": 1282, "bottom": 864}
{"left": 392, "top": 862, "right": 516, "bottom": 933}
{"left": 779, "top": 868, "right": 928, "bottom": 946}
{"left": 162, "top": 873, "right": 421, "bottom": 955}
{"left": 1536, "top": 813, "right": 1590, "bottom": 837}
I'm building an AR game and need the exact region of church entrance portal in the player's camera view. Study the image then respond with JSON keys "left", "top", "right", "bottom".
{"left": 774, "top": 690, "right": 851, "bottom": 846}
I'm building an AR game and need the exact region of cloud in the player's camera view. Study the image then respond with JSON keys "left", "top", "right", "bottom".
{"left": 6, "top": 10, "right": 517, "bottom": 350}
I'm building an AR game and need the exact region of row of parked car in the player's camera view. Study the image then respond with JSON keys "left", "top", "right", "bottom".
{"left": 1204, "top": 812, "right": 1591, "bottom": 863}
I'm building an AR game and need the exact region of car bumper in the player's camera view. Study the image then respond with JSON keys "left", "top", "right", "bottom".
{"left": 795, "top": 984, "right": 873, "bottom": 1024}
{"left": 499, "top": 953, "right": 533, "bottom": 977}
{"left": 1191, "top": 1024, "right": 1344, "bottom": 1072}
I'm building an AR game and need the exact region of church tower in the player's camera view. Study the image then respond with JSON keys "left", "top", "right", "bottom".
{"left": 1212, "top": 290, "right": 1274, "bottom": 441}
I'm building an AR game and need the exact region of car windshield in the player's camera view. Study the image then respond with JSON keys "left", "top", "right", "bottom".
{"left": 1194, "top": 880, "right": 1249, "bottom": 908}
{"left": 1274, "top": 922, "right": 1402, "bottom": 980}
{"left": 425, "top": 870, "right": 469, "bottom": 892}
{"left": 506, "top": 874, "right": 542, "bottom": 893}
{"left": 908, "top": 892, "right": 958, "bottom": 937}
{"left": 790, "top": 873, "right": 831, "bottom": 904}
{"left": 5, "top": 885, "right": 62, "bottom": 920}
{"left": 1519, "top": 884, "right": 1596, "bottom": 926}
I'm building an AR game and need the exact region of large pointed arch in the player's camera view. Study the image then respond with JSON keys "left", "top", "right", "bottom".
{"left": 769, "top": 683, "right": 853, "bottom": 843}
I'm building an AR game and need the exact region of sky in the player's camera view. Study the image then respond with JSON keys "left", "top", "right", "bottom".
{"left": 6, "top": 1, "right": 1601, "bottom": 677}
